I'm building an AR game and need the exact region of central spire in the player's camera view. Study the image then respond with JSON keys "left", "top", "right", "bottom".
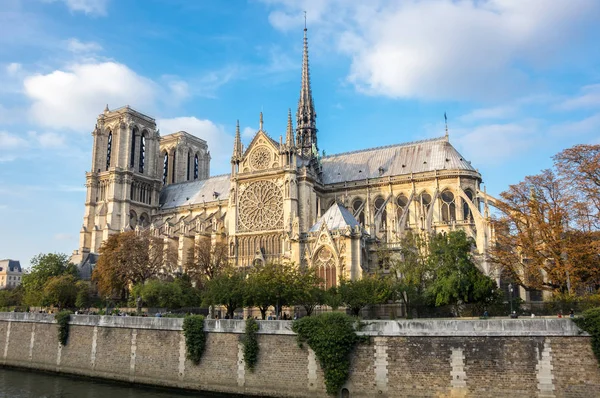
{"left": 296, "top": 22, "right": 317, "bottom": 158}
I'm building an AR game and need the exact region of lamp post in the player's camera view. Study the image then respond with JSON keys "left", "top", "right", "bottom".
{"left": 508, "top": 283, "right": 514, "bottom": 316}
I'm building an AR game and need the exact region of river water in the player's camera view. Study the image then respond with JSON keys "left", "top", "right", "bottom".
{"left": 0, "top": 367, "right": 238, "bottom": 398}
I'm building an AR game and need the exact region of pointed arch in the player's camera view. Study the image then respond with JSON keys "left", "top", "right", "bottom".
{"left": 130, "top": 126, "right": 138, "bottom": 169}
{"left": 194, "top": 153, "right": 199, "bottom": 180}
{"left": 313, "top": 245, "right": 338, "bottom": 288}
{"left": 440, "top": 189, "right": 456, "bottom": 223}
{"left": 162, "top": 151, "right": 169, "bottom": 185}
{"left": 106, "top": 131, "right": 113, "bottom": 171}
{"left": 139, "top": 130, "right": 147, "bottom": 173}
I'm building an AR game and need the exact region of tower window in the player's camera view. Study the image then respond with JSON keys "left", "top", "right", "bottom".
{"left": 130, "top": 128, "right": 137, "bottom": 168}
{"left": 187, "top": 151, "right": 191, "bottom": 181}
{"left": 171, "top": 150, "right": 176, "bottom": 183}
{"left": 163, "top": 153, "right": 168, "bottom": 185}
{"left": 194, "top": 154, "right": 199, "bottom": 179}
{"left": 139, "top": 132, "right": 146, "bottom": 173}
{"left": 106, "top": 132, "right": 112, "bottom": 171}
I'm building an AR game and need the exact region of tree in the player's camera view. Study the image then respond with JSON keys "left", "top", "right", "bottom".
{"left": 22, "top": 253, "right": 78, "bottom": 307}
{"left": 203, "top": 267, "right": 246, "bottom": 318}
{"left": 75, "top": 281, "right": 91, "bottom": 309}
{"left": 186, "top": 238, "right": 229, "bottom": 287}
{"left": 427, "top": 231, "right": 498, "bottom": 314}
{"left": 245, "top": 262, "right": 299, "bottom": 319}
{"left": 43, "top": 274, "right": 79, "bottom": 309}
{"left": 294, "top": 267, "right": 325, "bottom": 316}
{"left": 93, "top": 231, "right": 177, "bottom": 298}
{"left": 339, "top": 275, "right": 390, "bottom": 317}
{"left": 490, "top": 168, "right": 600, "bottom": 293}
{"left": 387, "top": 232, "right": 431, "bottom": 317}
{"left": 554, "top": 144, "right": 600, "bottom": 232}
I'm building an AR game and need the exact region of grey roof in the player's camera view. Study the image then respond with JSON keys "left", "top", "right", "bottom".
{"left": 321, "top": 136, "right": 476, "bottom": 184}
{"left": 159, "top": 174, "right": 231, "bottom": 210}
{"left": 0, "top": 260, "right": 22, "bottom": 273}
{"left": 309, "top": 202, "right": 360, "bottom": 232}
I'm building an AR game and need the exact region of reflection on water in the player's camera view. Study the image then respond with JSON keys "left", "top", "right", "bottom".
{"left": 0, "top": 367, "right": 237, "bottom": 398}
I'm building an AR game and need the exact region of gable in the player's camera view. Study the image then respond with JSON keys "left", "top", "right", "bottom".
{"left": 240, "top": 131, "right": 281, "bottom": 173}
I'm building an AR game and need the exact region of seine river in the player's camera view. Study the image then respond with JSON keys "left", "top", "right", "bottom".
{"left": 0, "top": 367, "right": 238, "bottom": 398}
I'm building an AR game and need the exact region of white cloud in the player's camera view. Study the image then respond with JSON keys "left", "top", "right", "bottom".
{"left": 452, "top": 120, "right": 541, "bottom": 165}
{"left": 460, "top": 105, "right": 518, "bottom": 123}
{"left": 548, "top": 113, "right": 600, "bottom": 136}
{"left": 47, "top": 0, "right": 109, "bottom": 16}
{"left": 265, "top": 0, "right": 600, "bottom": 101}
{"left": 0, "top": 131, "right": 28, "bottom": 150}
{"left": 6, "top": 63, "right": 22, "bottom": 76}
{"left": 28, "top": 131, "right": 67, "bottom": 148}
{"left": 555, "top": 84, "right": 600, "bottom": 111}
{"left": 65, "top": 38, "right": 103, "bottom": 53}
{"left": 241, "top": 126, "right": 255, "bottom": 140}
{"left": 157, "top": 117, "right": 234, "bottom": 175}
{"left": 54, "top": 233, "right": 75, "bottom": 241}
{"left": 24, "top": 62, "right": 157, "bottom": 131}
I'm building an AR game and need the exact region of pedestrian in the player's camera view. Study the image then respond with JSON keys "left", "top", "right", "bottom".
{"left": 569, "top": 309, "right": 574, "bottom": 318}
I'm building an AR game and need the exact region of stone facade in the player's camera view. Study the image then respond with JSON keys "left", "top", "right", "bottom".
{"left": 72, "top": 28, "right": 495, "bottom": 283}
{"left": 1, "top": 313, "right": 599, "bottom": 397}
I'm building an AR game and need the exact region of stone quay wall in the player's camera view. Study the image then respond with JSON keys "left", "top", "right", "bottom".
{"left": 0, "top": 312, "right": 599, "bottom": 397}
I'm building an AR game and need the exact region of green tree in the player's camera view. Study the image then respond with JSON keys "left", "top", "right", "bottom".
{"left": 427, "top": 230, "right": 498, "bottom": 315}
{"left": 22, "top": 253, "right": 78, "bottom": 307}
{"left": 75, "top": 281, "right": 91, "bottom": 309}
{"left": 324, "top": 286, "right": 343, "bottom": 310}
{"left": 203, "top": 267, "right": 246, "bottom": 318}
{"left": 388, "top": 231, "right": 431, "bottom": 318}
{"left": 294, "top": 267, "right": 325, "bottom": 316}
{"left": 43, "top": 274, "right": 79, "bottom": 309}
{"left": 245, "top": 263, "right": 299, "bottom": 319}
{"left": 339, "top": 276, "right": 391, "bottom": 317}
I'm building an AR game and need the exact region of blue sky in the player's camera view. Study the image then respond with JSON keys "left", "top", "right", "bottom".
{"left": 1, "top": 0, "right": 599, "bottom": 268}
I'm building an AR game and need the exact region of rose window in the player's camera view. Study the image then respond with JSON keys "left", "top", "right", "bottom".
{"left": 239, "top": 180, "right": 283, "bottom": 231}
{"left": 250, "top": 146, "right": 271, "bottom": 170}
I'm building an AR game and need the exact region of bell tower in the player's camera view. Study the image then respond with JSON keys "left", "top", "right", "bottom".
{"left": 76, "top": 105, "right": 162, "bottom": 258}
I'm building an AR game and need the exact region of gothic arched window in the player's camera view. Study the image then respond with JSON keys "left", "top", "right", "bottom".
{"left": 441, "top": 190, "right": 456, "bottom": 222}
{"left": 396, "top": 194, "right": 409, "bottom": 227}
{"left": 129, "top": 210, "right": 137, "bottom": 229}
{"left": 464, "top": 189, "right": 474, "bottom": 221}
{"left": 139, "top": 131, "right": 146, "bottom": 173}
{"left": 352, "top": 198, "right": 365, "bottom": 226}
{"left": 106, "top": 132, "right": 112, "bottom": 171}
{"left": 163, "top": 152, "right": 168, "bottom": 185}
{"left": 171, "top": 150, "right": 176, "bottom": 184}
{"left": 417, "top": 192, "right": 432, "bottom": 229}
{"left": 374, "top": 196, "right": 387, "bottom": 231}
{"left": 130, "top": 127, "right": 137, "bottom": 168}
{"left": 194, "top": 154, "right": 199, "bottom": 180}
{"left": 314, "top": 247, "right": 336, "bottom": 289}
{"left": 187, "top": 151, "right": 191, "bottom": 181}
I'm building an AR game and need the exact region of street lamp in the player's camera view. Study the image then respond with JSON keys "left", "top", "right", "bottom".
{"left": 508, "top": 283, "right": 514, "bottom": 317}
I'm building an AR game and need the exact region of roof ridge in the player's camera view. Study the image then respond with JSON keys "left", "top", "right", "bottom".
{"left": 162, "top": 173, "right": 231, "bottom": 188}
{"left": 323, "top": 136, "right": 446, "bottom": 158}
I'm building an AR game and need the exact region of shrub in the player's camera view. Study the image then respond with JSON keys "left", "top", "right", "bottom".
{"left": 573, "top": 307, "right": 600, "bottom": 365}
{"left": 55, "top": 311, "right": 72, "bottom": 346}
{"left": 292, "top": 312, "right": 362, "bottom": 395}
{"left": 242, "top": 318, "right": 260, "bottom": 371}
{"left": 182, "top": 315, "right": 206, "bottom": 365}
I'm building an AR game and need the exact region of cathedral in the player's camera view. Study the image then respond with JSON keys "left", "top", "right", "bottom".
{"left": 72, "top": 27, "right": 494, "bottom": 286}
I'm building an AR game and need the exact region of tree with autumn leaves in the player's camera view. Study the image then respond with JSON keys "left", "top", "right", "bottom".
{"left": 490, "top": 144, "right": 600, "bottom": 295}
{"left": 92, "top": 230, "right": 178, "bottom": 299}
